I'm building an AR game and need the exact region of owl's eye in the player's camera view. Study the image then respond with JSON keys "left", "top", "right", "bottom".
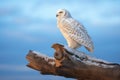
{"left": 59, "top": 11, "right": 63, "bottom": 13}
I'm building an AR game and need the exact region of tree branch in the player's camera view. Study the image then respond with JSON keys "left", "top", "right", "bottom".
{"left": 26, "top": 43, "right": 120, "bottom": 80}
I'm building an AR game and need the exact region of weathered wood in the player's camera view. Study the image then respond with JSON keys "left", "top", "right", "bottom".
{"left": 26, "top": 43, "right": 120, "bottom": 80}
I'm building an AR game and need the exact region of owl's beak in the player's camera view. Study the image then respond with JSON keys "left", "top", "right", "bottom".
{"left": 56, "top": 14, "right": 58, "bottom": 17}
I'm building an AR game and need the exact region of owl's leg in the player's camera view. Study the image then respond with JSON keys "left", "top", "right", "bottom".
{"left": 68, "top": 41, "right": 81, "bottom": 49}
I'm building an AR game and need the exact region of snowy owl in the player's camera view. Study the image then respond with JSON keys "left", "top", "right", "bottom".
{"left": 56, "top": 9, "right": 94, "bottom": 52}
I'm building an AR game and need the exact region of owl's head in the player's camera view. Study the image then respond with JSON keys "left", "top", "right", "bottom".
{"left": 56, "top": 9, "right": 71, "bottom": 19}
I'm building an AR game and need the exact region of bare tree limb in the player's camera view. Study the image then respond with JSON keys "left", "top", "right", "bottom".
{"left": 26, "top": 43, "right": 120, "bottom": 80}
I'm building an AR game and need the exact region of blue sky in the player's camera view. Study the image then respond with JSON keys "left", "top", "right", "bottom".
{"left": 0, "top": 0, "right": 120, "bottom": 80}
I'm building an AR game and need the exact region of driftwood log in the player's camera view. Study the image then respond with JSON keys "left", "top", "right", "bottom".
{"left": 26, "top": 43, "right": 120, "bottom": 80}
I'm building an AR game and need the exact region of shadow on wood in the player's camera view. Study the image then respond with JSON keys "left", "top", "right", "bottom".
{"left": 26, "top": 43, "right": 120, "bottom": 80}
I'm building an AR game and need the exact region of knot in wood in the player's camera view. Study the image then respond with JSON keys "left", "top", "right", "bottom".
{"left": 54, "top": 52, "right": 64, "bottom": 60}
{"left": 52, "top": 43, "right": 65, "bottom": 60}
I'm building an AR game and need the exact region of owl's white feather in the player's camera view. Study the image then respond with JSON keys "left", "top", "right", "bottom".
{"left": 56, "top": 9, "right": 94, "bottom": 52}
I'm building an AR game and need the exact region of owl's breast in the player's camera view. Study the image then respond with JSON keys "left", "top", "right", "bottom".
{"left": 57, "top": 20, "right": 80, "bottom": 49}
{"left": 57, "top": 18, "right": 74, "bottom": 40}
{"left": 58, "top": 22, "right": 69, "bottom": 39}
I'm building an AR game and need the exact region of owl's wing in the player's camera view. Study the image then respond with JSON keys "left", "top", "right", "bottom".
{"left": 61, "top": 18, "right": 94, "bottom": 52}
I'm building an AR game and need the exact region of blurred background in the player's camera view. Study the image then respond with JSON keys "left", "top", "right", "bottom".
{"left": 0, "top": 0, "right": 120, "bottom": 80}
